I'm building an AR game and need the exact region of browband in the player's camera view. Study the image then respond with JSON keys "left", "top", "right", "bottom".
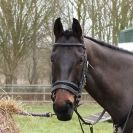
{"left": 54, "top": 43, "right": 86, "bottom": 49}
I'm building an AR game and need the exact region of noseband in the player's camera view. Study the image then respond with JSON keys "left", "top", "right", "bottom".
{"left": 51, "top": 42, "right": 87, "bottom": 105}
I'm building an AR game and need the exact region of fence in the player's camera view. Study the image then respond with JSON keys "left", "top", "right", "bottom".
{"left": 0, "top": 84, "right": 94, "bottom": 103}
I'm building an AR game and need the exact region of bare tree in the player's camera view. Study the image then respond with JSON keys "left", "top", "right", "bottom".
{"left": 25, "top": 0, "right": 63, "bottom": 84}
{"left": 0, "top": 0, "right": 53, "bottom": 84}
{"left": 0, "top": 0, "right": 34, "bottom": 83}
{"left": 0, "top": 0, "right": 132, "bottom": 84}
{"left": 65, "top": 0, "right": 133, "bottom": 44}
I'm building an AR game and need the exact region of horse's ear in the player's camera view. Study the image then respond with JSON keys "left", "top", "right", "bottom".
{"left": 72, "top": 18, "right": 82, "bottom": 37}
{"left": 54, "top": 18, "right": 64, "bottom": 39}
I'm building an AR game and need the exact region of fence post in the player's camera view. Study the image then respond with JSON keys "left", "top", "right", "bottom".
{"left": 11, "top": 85, "right": 13, "bottom": 99}
{"left": 43, "top": 86, "right": 46, "bottom": 102}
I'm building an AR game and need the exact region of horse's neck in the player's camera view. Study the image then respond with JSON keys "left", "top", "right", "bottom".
{"left": 84, "top": 38, "right": 132, "bottom": 68}
{"left": 84, "top": 38, "right": 133, "bottom": 125}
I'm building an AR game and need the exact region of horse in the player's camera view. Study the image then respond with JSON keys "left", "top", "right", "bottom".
{"left": 51, "top": 18, "right": 133, "bottom": 133}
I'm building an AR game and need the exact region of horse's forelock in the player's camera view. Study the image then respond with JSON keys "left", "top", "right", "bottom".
{"left": 62, "top": 29, "right": 83, "bottom": 43}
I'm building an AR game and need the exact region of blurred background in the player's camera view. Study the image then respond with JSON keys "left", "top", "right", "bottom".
{"left": 0, "top": 0, "right": 132, "bottom": 102}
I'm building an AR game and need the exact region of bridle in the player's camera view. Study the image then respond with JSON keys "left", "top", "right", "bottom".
{"left": 51, "top": 42, "right": 87, "bottom": 106}
{"left": 114, "top": 105, "right": 133, "bottom": 133}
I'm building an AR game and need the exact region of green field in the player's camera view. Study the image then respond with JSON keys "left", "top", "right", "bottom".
{"left": 15, "top": 103, "right": 113, "bottom": 133}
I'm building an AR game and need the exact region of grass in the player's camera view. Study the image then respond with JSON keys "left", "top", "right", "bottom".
{"left": 15, "top": 103, "right": 113, "bottom": 133}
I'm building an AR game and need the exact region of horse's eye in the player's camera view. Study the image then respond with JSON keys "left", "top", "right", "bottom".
{"left": 78, "top": 57, "right": 84, "bottom": 64}
{"left": 51, "top": 55, "right": 55, "bottom": 62}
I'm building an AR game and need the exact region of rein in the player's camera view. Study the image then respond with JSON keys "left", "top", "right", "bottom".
{"left": 17, "top": 111, "right": 55, "bottom": 117}
{"left": 74, "top": 107, "right": 106, "bottom": 133}
{"left": 114, "top": 105, "right": 133, "bottom": 133}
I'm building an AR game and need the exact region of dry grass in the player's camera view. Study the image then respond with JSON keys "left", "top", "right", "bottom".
{"left": 0, "top": 97, "right": 23, "bottom": 133}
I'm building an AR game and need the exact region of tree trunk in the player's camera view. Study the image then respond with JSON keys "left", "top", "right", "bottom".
{"left": 30, "top": 44, "right": 38, "bottom": 84}
{"left": 5, "top": 73, "right": 17, "bottom": 84}
{"left": 30, "top": 2, "right": 38, "bottom": 84}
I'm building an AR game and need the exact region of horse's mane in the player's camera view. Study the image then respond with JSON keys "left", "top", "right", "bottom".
{"left": 84, "top": 36, "right": 133, "bottom": 55}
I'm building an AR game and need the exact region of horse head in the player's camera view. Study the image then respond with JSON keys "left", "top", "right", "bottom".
{"left": 51, "top": 18, "right": 86, "bottom": 121}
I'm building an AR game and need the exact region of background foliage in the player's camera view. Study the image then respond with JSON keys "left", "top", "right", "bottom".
{"left": 0, "top": 0, "right": 132, "bottom": 84}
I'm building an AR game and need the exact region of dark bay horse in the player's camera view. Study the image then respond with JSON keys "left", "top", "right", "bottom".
{"left": 51, "top": 18, "right": 133, "bottom": 133}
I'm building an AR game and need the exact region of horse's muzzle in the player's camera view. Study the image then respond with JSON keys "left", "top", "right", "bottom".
{"left": 53, "top": 100, "right": 74, "bottom": 121}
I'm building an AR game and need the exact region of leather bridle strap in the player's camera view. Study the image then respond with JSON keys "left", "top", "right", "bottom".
{"left": 52, "top": 81, "right": 81, "bottom": 97}
{"left": 74, "top": 108, "right": 106, "bottom": 133}
{"left": 122, "top": 105, "right": 133, "bottom": 133}
{"left": 114, "top": 105, "right": 133, "bottom": 133}
{"left": 54, "top": 43, "right": 86, "bottom": 49}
